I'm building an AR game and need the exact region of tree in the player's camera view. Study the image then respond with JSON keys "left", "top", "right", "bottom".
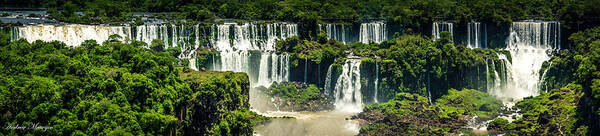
{"left": 150, "top": 39, "right": 165, "bottom": 52}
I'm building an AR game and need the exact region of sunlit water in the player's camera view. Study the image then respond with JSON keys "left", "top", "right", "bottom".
{"left": 251, "top": 87, "right": 361, "bottom": 136}
{"left": 250, "top": 58, "right": 364, "bottom": 136}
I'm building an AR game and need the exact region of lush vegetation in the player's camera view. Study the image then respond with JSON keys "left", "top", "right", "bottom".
{"left": 3, "top": 0, "right": 598, "bottom": 25}
{"left": 0, "top": 35, "right": 264, "bottom": 135}
{"left": 179, "top": 68, "right": 267, "bottom": 135}
{"left": 488, "top": 84, "right": 586, "bottom": 135}
{"left": 278, "top": 31, "right": 508, "bottom": 102}
{"left": 265, "top": 82, "right": 333, "bottom": 111}
{"left": 352, "top": 26, "right": 600, "bottom": 135}
{"left": 489, "top": 26, "right": 600, "bottom": 135}
{"left": 354, "top": 89, "right": 503, "bottom": 135}
{"left": 1, "top": 0, "right": 600, "bottom": 135}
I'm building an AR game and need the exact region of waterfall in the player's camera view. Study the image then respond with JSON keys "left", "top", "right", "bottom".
{"left": 2, "top": 26, "right": 20, "bottom": 41}
{"left": 427, "top": 71, "right": 432, "bottom": 104}
{"left": 135, "top": 24, "right": 200, "bottom": 59}
{"left": 374, "top": 59, "right": 379, "bottom": 103}
{"left": 211, "top": 22, "right": 297, "bottom": 87}
{"left": 492, "top": 21, "right": 559, "bottom": 105}
{"left": 540, "top": 61, "right": 553, "bottom": 93}
{"left": 359, "top": 21, "right": 386, "bottom": 44}
{"left": 319, "top": 23, "right": 348, "bottom": 44}
{"left": 211, "top": 54, "right": 216, "bottom": 70}
{"left": 467, "top": 22, "right": 486, "bottom": 48}
{"left": 256, "top": 52, "right": 290, "bottom": 88}
{"left": 334, "top": 57, "right": 363, "bottom": 113}
{"left": 15, "top": 24, "right": 201, "bottom": 59}
{"left": 432, "top": 22, "right": 453, "bottom": 41}
{"left": 17, "top": 24, "right": 132, "bottom": 46}
{"left": 135, "top": 24, "right": 169, "bottom": 47}
{"left": 15, "top": 22, "right": 297, "bottom": 88}
{"left": 189, "top": 58, "right": 198, "bottom": 71}
{"left": 485, "top": 57, "right": 506, "bottom": 94}
{"left": 324, "top": 64, "right": 334, "bottom": 95}
{"left": 485, "top": 59, "right": 490, "bottom": 92}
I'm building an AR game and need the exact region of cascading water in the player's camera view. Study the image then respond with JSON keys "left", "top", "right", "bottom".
{"left": 486, "top": 56, "right": 504, "bottom": 94}
{"left": 432, "top": 22, "right": 453, "bottom": 41}
{"left": 13, "top": 22, "right": 359, "bottom": 135}
{"left": 210, "top": 22, "right": 297, "bottom": 87}
{"left": 359, "top": 22, "right": 386, "bottom": 44}
{"left": 189, "top": 58, "right": 198, "bottom": 71}
{"left": 334, "top": 57, "right": 363, "bottom": 113}
{"left": 17, "top": 24, "right": 132, "bottom": 46}
{"left": 135, "top": 24, "right": 201, "bottom": 59}
{"left": 15, "top": 24, "right": 201, "bottom": 58}
{"left": 374, "top": 59, "right": 379, "bottom": 103}
{"left": 1, "top": 26, "right": 20, "bottom": 41}
{"left": 492, "top": 21, "right": 559, "bottom": 105}
{"left": 324, "top": 64, "right": 334, "bottom": 95}
{"left": 319, "top": 23, "right": 349, "bottom": 44}
{"left": 15, "top": 23, "right": 296, "bottom": 87}
{"left": 540, "top": 61, "right": 553, "bottom": 93}
{"left": 135, "top": 24, "right": 169, "bottom": 47}
{"left": 257, "top": 52, "right": 290, "bottom": 88}
{"left": 467, "top": 22, "right": 486, "bottom": 48}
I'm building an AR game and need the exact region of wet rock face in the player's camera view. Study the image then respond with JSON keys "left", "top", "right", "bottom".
{"left": 264, "top": 82, "right": 334, "bottom": 112}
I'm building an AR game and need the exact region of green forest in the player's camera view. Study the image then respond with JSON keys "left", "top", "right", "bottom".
{"left": 1, "top": 0, "right": 600, "bottom": 135}
{"left": 0, "top": 36, "right": 266, "bottom": 135}
{"left": 2, "top": 0, "right": 599, "bottom": 30}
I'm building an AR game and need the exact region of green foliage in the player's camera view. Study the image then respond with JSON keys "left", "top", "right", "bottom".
{"left": 487, "top": 118, "right": 509, "bottom": 131}
{"left": 356, "top": 89, "right": 502, "bottom": 135}
{"left": 377, "top": 34, "right": 503, "bottom": 101}
{"left": 150, "top": 39, "right": 165, "bottom": 52}
{"left": 531, "top": 27, "right": 600, "bottom": 135}
{"left": 15, "top": 0, "right": 592, "bottom": 31}
{"left": 276, "top": 35, "right": 347, "bottom": 65}
{"left": 279, "top": 33, "right": 505, "bottom": 102}
{"left": 266, "top": 82, "right": 333, "bottom": 111}
{"left": 0, "top": 37, "right": 262, "bottom": 135}
{"left": 193, "top": 48, "right": 218, "bottom": 69}
{"left": 436, "top": 89, "right": 502, "bottom": 119}
{"left": 178, "top": 68, "right": 266, "bottom": 135}
{"left": 496, "top": 84, "right": 586, "bottom": 135}
{"left": 0, "top": 38, "right": 185, "bottom": 135}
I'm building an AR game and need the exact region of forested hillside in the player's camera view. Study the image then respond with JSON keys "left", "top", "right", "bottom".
{"left": 0, "top": 35, "right": 265, "bottom": 135}
{"left": 2, "top": 0, "right": 598, "bottom": 30}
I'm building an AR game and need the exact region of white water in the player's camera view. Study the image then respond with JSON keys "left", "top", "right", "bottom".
{"left": 256, "top": 52, "right": 290, "bottom": 88}
{"left": 360, "top": 22, "right": 387, "bottom": 44}
{"left": 15, "top": 23, "right": 296, "bottom": 87}
{"left": 255, "top": 57, "right": 364, "bottom": 135}
{"left": 324, "top": 64, "right": 334, "bottom": 95}
{"left": 135, "top": 24, "right": 201, "bottom": 59}
{"left": 16, "top": 24, "right": 200, "bottom": 59}
{"left": 540, "top": 61, "right": 553, "bottom": 93}
{"left": 334, "top": 58, "right": 363, "bottom": 113}
{"left": 432, "top": 22, "right": 454, "bottom": 41}
{"left": 210, "top": 22, "right": 297, "bottom": 87}
{"left": 374, "top": 59, "right": 379, "bottom": 103}
{"left": 189, "top": 58, "right": 198, "bottom": 71}
{"left": 17, "top": 24, "right": 132, "bottom": 46}
{"left": 491, "top": 21, "right": 559, "bottom": 106}
{"left": 319, "top": 23, "right": 349, "bottom": 44}
{"left": 12, "top": 22, "right": 354, "bottom": 136}
{"left": 467, "top": 22, "right": 486, "bottom": 48}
